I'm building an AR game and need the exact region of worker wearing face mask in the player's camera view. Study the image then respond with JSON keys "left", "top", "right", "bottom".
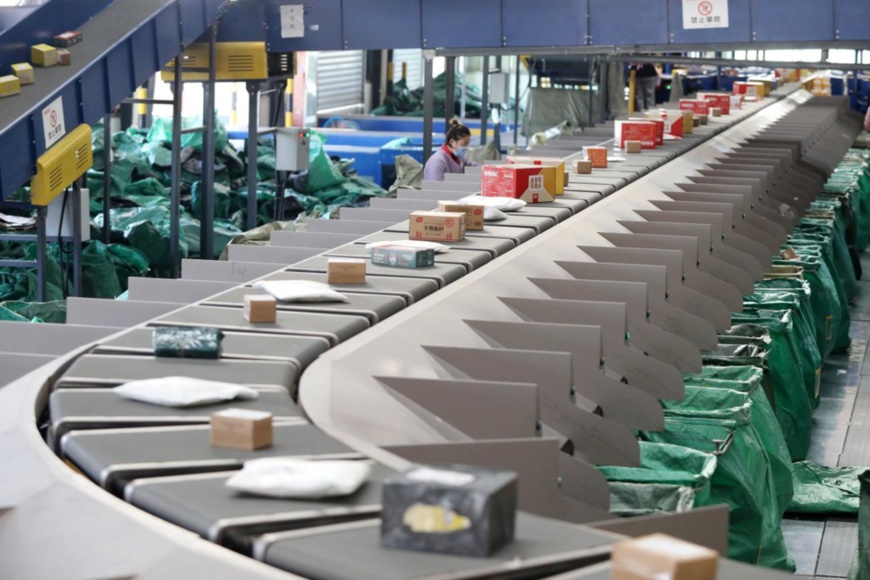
{"left": 423, "top": 119, "right": 479, "bottom": 181}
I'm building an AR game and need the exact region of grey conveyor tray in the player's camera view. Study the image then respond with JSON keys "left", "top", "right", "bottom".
{"left": 93, "top": 328, "right": 331, "bottom": 368}
{"left": 254, "top": 513, "right": 613, "bottom": 580}
{"left": 325, "top": 242, "right": 492, "bottom": 273}
{"left": 202, "top": 286, "right": 406, "bottom": 324}
{"left": 61, "top": 423, "right": 362, "bottom": 493}
{"left": 258, "top": 270, "right": 439, "bottom": 305}
{"left": 357, "top": 231, "right": 515, "bottom": 258}
{"left": 289, "top": 256, "right": 467, "bottom": 288}
{"left": 48, "top": 388, "right": 303, "bottom": 447}
{"left": 56, "top": 354, "right": 297, "bottom": 390}
{"left": 386, "top": 221, "right": 536, "bottom": 246}
{"left": 126, "top": 461, "right": 395, "bottom": 549}
{"left": 151, "top": 305, "right": 370, "bottom": 346}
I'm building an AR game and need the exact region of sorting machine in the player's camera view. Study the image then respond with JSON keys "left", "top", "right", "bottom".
{"left": 1, "top": 80, "right": 858, "bottom": 578}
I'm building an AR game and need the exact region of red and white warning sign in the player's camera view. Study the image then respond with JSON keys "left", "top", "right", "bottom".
{"left": 683, "top": 0, "right": 729, "bottom": 29}
{"left": 42, "top": 96, "right": 66, "bottom": 149}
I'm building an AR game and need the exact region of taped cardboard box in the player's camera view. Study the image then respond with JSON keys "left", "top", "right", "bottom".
{"left": 710, "top": 107, "right": 722, "bottom": 118}
{"left": 437, "top": 201, "right": 484, "bottom": 231}
{"left": 210, "top": 409, "right": 273, "bottom": 451}
{"left": 244, "top": 294, "right": 277, "bottom": 323}
{"left": 681, "top": 110, "right": 695, "bottom": 135}
{"left": 11, "top": 63, "right": 34, "bottom": 85}
{"left": 57, "top": 49, "right": 71, "bottom": 66}
{"left": 631, "top": 116, "right": 664, "bottom": 146}
{"left": 507, "top": 156, "right": 566, "bottom": 194}
{"left": 699, "top": 92, "right": 731, "bottom": 115}
{"left": 409, "top": 211, "right": 466, "bottom": 241}
{"left": 612, "top": 533, "right": 718, "bottom": 580}
{"left": 31, "top": 44, "right": 57, "bottom": 67}
{"left": 650, "top": 110, "right": 684, "bottom": 138}
{"left": 679, "top": 99, "right": 710, "bottom": 117}
{"left": 585, "top": 147, "right": 608, "bottom": 169}
{"left": 615, "top": 120, "right": 657, "bottom": 150}
{"left": 481, "top": 165, "right": 556, "bottom": 203}
{"left": 328, "top": 258, "right": 366, "bottom": 284}
{"left": 0, "top": 75, "right": 20, "bottom": 98}
{"left": 574, "top": 160, "right": 593, "bottom": 174}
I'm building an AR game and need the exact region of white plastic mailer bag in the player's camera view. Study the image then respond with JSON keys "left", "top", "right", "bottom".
{"left": 252, "top": 280, "right": 348, "bottom": 303}
{"left": 364, "top": 240, "right": 448, "bottom": 253}
{"left": 460, "top": 195, "right": 526, "bottom": 212}
{"left": 226, "top": 458, "right": 372, "bottom": 499}
{"left": 483, "top": 207, "right": 508, "bottom": 221}
{"left": 114, "top": 376, "right": 259, "bottom": 408}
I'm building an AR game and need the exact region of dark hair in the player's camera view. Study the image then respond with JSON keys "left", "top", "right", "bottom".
{"left": 445, "top": 119, "right": 471, "bottom": 143}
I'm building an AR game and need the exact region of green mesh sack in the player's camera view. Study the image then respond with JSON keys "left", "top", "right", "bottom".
{"left": 727, "top": 313, "right": 812, "bottom": 461}
{"left": 755, "top": 278, "right": 828, "bottom": 359}
{"left": 641, "top": 415, "right": 793, "bottom": 570}
{"left": 789, "top": 461, "right": 865, "bottom": 515}
{"left": 598, "top": 441, "right": 717, "bottom": 517}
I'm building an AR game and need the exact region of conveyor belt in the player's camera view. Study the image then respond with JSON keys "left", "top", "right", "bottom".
{"left": 3, "top": 84, "right": 852, "bottom": 579}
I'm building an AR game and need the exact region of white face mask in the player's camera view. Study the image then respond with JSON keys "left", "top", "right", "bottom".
{"left": 453, "top": 145, "right": 468, "bottom": 158}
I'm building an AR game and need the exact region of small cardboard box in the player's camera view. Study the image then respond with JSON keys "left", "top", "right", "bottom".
{"left": 31, "top": 44, "right": 57, "bottom": 67}
{"left": 585, "top": 146, "right": 608, "bottom": 169}
{"left": 437, "top": 201, "right": 484, "bottom": 231}
{"left": 52, "top": 31, "right": 83, "bottom": 48}
{"left": 11, "top": 63, "right": 34, "bottom": 85}
{"left": 699, "top": 92, "right": 731, "bottom": 115}
{"left": 57, "top": 49, "right": 71, "bottom": 66}
{"left": 681, "top": 110, "right": 695, "bottom": 134}
{"left": 409, "top": 210, "right": 466, "bottom": 241}
{"left": 574, "top": 160, "right": 593, "bottom": 174}
{"left": 243, "top": 294, "right": 277, "bottom": 323}
{"left": 507, "top": 157, "right": 566, "bottom": 194}
{"left": 327, "top": 258, "right": 366, "bottom": 284}
{"left": 679, "top": 99, "right": 710, "bottom": 116}
{"left": 655, "top": 110, "right": 684, "bottom": 138}
{"left": 381, "top": 464, "right": 518, "bottom": 557}
{"left": 0, "top": 75, "right": 20, "bottom": 98}
{"left": 372, "top": 245, "right": 435, "bottom": 269}
{"left": 614, "top": 120, "right": 657, "bottom": 150}
{"left": 632, "top": 116, "right": 664, "bottom": 146}
{"left": 611, "top": 533, "right": 718, "bottom": 580}
{"left": 698, "top": 114, "right": 708, "bottom": 126}
{"left": 625, "top": 140, "right": 642, "bottom": 154}
{"left": 210, "top": 408, "right": 273, "bottom": 451}
{"left": 710, "top": 107, "right": 722, "bottom": 118}
{"left": 481, "top": 165, "right": 556, "bottom": 203}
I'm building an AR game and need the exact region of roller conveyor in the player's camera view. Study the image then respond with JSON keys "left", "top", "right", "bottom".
{"left": 0, "top": 85, "right": 846, "bottom": 579}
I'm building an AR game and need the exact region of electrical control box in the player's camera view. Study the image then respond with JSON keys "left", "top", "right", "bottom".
{"left": 488, "top": 73, "right": 511, "bottom": 105}
{"left": 46, "top": 188, "right": 90, "bottom": 242}
{"left": 275, "top": 128, "right": 311, "bottom": 172}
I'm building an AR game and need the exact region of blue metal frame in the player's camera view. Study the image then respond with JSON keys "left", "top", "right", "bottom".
{"left": 264, "top": 0, "right": 344, "bottom": 52}
{"left": 421, "top": 0, "right": 503, "bottom": 49}
{"left": 590, "top": 0, "right": 670, "bottom": 45}
{"left": 835, "top": 0, "right": 870, "bottom": 41}
{"left": 752, "top": 0, "right": 835, "bottom": 43}
{"left": 342, "top": 0, "right": 421, "bottom": 49}
{"left": 667, "top": 0, "right": 752, "bottom": 44}
{"left": 502, "top": 0, "right": 588, "bottom": 47}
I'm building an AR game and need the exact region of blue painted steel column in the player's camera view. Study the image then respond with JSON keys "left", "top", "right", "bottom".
{"left": 423, "top": 55, "right": 434, "bottom": 161}
{"left": 102, "top": 119, "right": 111, "bottom": 243}
{"left": 480, "top": 57, "right": 489, "bottom": 146}
{"left": 200, "top": 24, "right": 217, "bottom": 261}
{"left": 246, "top": 81, "right": 260, "bottom": 231}
{"left": 169, "top": 53, "right": 183, "bottom": 279}
{"left": 445, "top": 56, "right": 456, "bottom": 124}
{"left": 514, "top": 55, "right": 521, "bottom": 143}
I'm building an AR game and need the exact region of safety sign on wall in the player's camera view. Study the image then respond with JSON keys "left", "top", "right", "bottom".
{"left": 280, "top": 4, "right": 304, "bottom": 39}
{"left": 683, "top": 0, "right": 729, "bottom": 29}
{"left": 42, "top": 97, "right": 66, "bottom": 150}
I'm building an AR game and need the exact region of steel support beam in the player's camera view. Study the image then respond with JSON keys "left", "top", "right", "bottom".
{"left": 423, "top": 55, "right": 434, "bottom": 161}
{"left": 480, "top": 57, "right": 490, "bottom": 147}
{"left": 71, "top": 181, "right": 83, "bottom": 297}
{"left": 444, "top": 56, "right": 456, "bottom": 124}
{"left": 199, "top": 25, "right": 217, "bottom": 262}
{"left": 514, "top": 55, "right": 521, "bottom": 145}
{"left": 35, "top": 206, "right": 46, "bottom": 303}
{"left": 101, "top": 117, "right": 111, "bottom": 244}
{"left": 169, "top": 53, "right": 183, "bottom": 279}
{"left": 246, "top": 81, "right": 260, "bottom": 232}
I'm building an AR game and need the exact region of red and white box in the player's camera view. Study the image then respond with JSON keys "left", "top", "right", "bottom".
{"left": 730, "top": 95, "right": 744, "bottom": 110}
{"left": 633, "top": 116, "right": 664, "bottom": 146}
{"left": 585, "top": 147, "right": 608, "bottom": 168}
{"left": 481, "top": 165, "right": 556, "bottom": 204}
{"left": 614, "top": 120, "right": 657, "bottom": 150}
{"left": 679, "top": 99, "right": 711, "bottom": 116}
{"left": 698, "top": 93, "right": 731, "bottom": 115}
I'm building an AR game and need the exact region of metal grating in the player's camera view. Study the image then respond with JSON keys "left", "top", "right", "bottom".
{"left": 48, "top": 166, "right": 63, "bottom": 192}
{"left": 393, "top": 48, "right": 423, "bottom": 89}
{"left": 226, "top": 54, "right": 254, "bottom": 73}
{"left": 815, "top": 519, "right": 858, "bottom": 578}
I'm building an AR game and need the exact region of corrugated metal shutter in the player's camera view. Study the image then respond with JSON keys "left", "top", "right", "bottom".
{"left": 394, "top": 49, "right": 423, "bottom": 89}
{"left": 316, "top": 51, "right": 365, "bottom": 113}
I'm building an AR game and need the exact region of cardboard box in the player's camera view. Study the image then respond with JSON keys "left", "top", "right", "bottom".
{"left": 409, "top": 210, "right": 466, "bottom": 241}
{"left": 730, "top": 95, "right": 744, "bottom": 110}
{"left": 372, "top": 245, "right": 435, "bottom": 269}
{"left": 614, "top": 120, "right": 657, "bottom": 150}
{"left": 699, "top": 93, "right": 731, "bottom": 115}
{"left": 699, "top": 114, "right": 708, "bottom": 126}
{"left": 585, "top": 147, "right": 608, "bottom": 169}
{"left": 611, "top": 533, "right": 718, "bottom": 580}
{"left": 632, "top": 116, "right": 664, "bottom": 146}
{"left": 57, "top": 49, "right": 71, "bottom": 66}
{"left": 0, "top": 75, "right": 20, "bottom": 98}
{"left": 31, "top": 44, "right": 57, "bottom": 67}
{"left": 507, "top": 157, "right": 566, "bottom": 194}
{"left": 574, "top": 160, "right": 593, "bottom": 174}
{"left": 437, "top": 201, "right": 484, "bottom": 231}
{"left": 11, "top": 63, "right": 34, "bottom": 85}
{"left": 733, "top": 81, "right": 764, "bottom": 98}
{"left": 327, "top": 258, "right": 366, "bottom": 284}
{"left": 679, "top": 99, "right": 710, "bottom": 116}
{"left": 625, "top": 140, "right": 642, "bottom": 154}
{"left": 655, "top": 110, "right": 684, "bottom": 138}
{"left": 210, "top": 408, "right": 273, "bottom": 451}
{"left": 481, "top": 165, "right": 556, "bottom": 203}
{"left": 53, "top": 31, "right": 83, "bottom": 48}
{"left": 710, "top": 107, "right": 722, "bottom": 118}
{"left": 381, "top": 464, "right": 518, "bottom": 557}
{"left": 681, "top": 110, "right": 694, "bottom": 135}
{"left": 243, "top": 294, "right": 277, "bottom": 323}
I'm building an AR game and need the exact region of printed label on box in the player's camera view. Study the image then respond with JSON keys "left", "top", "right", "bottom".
{"left": 615, "top": 121, "right": 657, "bottom": 149}
{"left": 679, "top": 99, "right": 710, "bottom": 115}
{"left": 699, "top": 93, "right": 731, "bottom": 115}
